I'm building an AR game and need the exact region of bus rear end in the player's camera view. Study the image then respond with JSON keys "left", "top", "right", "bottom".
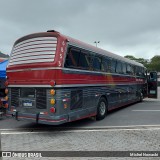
{"left": 7, "top": 31, "right": 68, "bottom": 125}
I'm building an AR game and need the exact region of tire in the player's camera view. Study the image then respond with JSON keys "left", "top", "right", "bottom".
{"left": 139, "top": 92, "right": 143, "bottom": 102}
{"left": 96, "top": 97, "right": 108, "bottom": 120}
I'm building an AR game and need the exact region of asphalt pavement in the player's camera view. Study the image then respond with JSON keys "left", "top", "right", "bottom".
{"left": 0, "top": 87, "right": 160, "bottom": 130}
{"left": 0, "top": 87, "right": 160, "bottom": 160}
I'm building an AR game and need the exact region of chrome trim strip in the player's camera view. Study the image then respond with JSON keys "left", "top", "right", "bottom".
{"left": 54, "top": 83, "right": 143, "bottom": 88}
{"left": 6, "top": 67, "right": 144, "bottom": 79}
{"left": 7, "top": 67, "right": 62, "bottom": 72}
{"left": 8, "top": 85, "right": 52, "bottom": 88}
{"left": 8, "top": 83, "right": 143, "bottom": 88}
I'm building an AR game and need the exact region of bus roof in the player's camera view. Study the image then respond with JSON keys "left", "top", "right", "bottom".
{"left": 14, "top": 30, "right": 144, "bottom": 68}
{"left": 61, "top": 34, "right": 144, "bottom": 68}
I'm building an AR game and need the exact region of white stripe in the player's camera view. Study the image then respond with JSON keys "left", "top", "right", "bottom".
{"left": 10, "top": 54, "right": 55, "bottom": 63}
{"left": 2, "top": 127, "right": 160, "bottom": 135}
{"left": 2, "top": 124, "right": 160, "bottom": 131}
{"left": 9, "top": 58, "right": 55, "bottom": 65}
{"left": 10, "top": 51, "right": 56, "bottom": 60}
{"left": 14, "top": 37, "right": 57, "bottom": 48}
{"left": 8, "top": 85, "right": 52, "bottom": 87}
{"left": 14, "top": 41, "right": 57, "bottom": 51}
{"left": 132, "top": 110, "right": 160, "bottom": 111}
{"left": 7, "top": 67, "right": 62, "bottom": 72}
{"left": 12, "top": 46, "right": 56, "bottom": 56}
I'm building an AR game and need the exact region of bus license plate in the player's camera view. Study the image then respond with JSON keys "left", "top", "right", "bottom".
{"left": 23, "top": 101, "right": 32, "bottom": 107}
{"left": 150, "top": 90, "right": 156, "bottom": 94}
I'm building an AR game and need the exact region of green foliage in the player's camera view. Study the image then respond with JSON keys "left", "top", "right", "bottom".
{"left": 149, "top": 55, "right": 160, "bottom": 72}
{"left": 124, "top": 55, "right": 148, "bottom": 67}
{"left": 124, "top": 55, "right": 160, "bottom": 72}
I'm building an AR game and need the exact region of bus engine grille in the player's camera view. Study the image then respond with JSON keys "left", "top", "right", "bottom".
{"left": 11, "top": 88, "right": 20, "bottom": 107}
{"left": 36, "top": 88, "right": 47, "bottom": 109}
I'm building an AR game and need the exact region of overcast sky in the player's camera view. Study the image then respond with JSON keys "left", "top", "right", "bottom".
{"left": 0, "top": 0, "right": 160, "bottom": 59}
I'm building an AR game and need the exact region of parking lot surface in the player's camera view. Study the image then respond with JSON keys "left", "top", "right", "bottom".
{"left": 0, "top": 87, "right": 160, "bottom": 160}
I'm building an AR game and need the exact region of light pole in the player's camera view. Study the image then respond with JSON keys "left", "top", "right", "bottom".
{"left": 94, "top": 41, "right": 100, "bottom": 47}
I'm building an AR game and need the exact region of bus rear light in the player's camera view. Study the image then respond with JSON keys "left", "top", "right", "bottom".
{"left": 5, "top": 81, "right": 9, "bottom": 87}
{"left": 50, "top": 107, "right": 56, "bottom": 113}
{"left": 64, "top": 103, "right": 68, "bottom": 109}
{"left": 50, "top": 80, "right": 55, "bottom": 86}
{"left": 5, "top": 89, "right": 9, "bottom": 94}
{"left": 5, "top": 96, "right": 8, "bottom": 101}
{"left": 5, "top": 103, "right": 9, "bottom": 108}
{"left": 50, "top": 99, "right": 55, "bottom": 105}
{"left": 40, "top": 112, "right": 48, "bottom": 115}
{"left": 50, "top": 89, "right": 56, "bottom": 95}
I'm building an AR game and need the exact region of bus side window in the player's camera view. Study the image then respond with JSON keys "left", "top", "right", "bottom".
{"left": 150, "top": 72, "right": 157, "bottom": 80}
{"left": 126, "top": 64, "right": 131, "bottom": 75}
{"left": 116, "top": 61, "right": 122, "bottom": 74}
{"left": 133, "top": 66, "right": 136, "bottom": 76}
{"left": 136, "top": 67, "right": 143, "bottom": 77}
{"left": 64, "top": 48, "right": 80, "bottom": 68}
{"left": 122, "top": 63, "right": 126, "bottom": 74}
{"left": 102, "top": 57, "right": 111, "bottom": 72}
{"left": 130, "top": 65, "right": 134, "bottom": 75}
{"left": 78, "top": 51, "right": 91, "bottom": 70}
{"left": 111, "top": 59, "right": 116, "bottom": 73}
{"left": 141, "top": 68, "right": 145, "bottom": 77}
{"left": 92, "top": 56, "right": 102, "bottom": 71}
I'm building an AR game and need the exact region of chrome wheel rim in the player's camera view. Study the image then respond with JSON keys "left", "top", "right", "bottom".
{"left": 99, "top": 101, "right": 106, "bottom": 115}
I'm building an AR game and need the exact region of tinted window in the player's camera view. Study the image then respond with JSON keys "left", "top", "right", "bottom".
{"left": 136, "top": 67, "right": 145, "bottom": 77}
{"left": 64, "top": 48, "right": 80, "bottom": 68}
{"left": 127, "top": 64, "right": 134, "bottom": 75}
{"left": 122, "top": 63, "right": 126, "bottom": 74}
{"left": 102, "top": 57, "right": 111, "bottom": 72}
{"left": 79, "top": 51, "right": 91, "bottom": 69}
{"left": 92, "top": 56, "right": 102, "bottom": 71}
{"left": 126, "top": 64, "right": 131, "bottom": 74}
{"left": 111, "top": 59, "right": 116, "bottom": 73}
{"left": 116, "top": 61, "right": 122, "bottom": 73}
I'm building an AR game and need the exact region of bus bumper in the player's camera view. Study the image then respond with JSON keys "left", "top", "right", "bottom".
{"left": 6, "top": 111, "right": 68, "bottom": 125}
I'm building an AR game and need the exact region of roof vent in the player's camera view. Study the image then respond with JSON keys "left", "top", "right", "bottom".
{"left": 47, "top": 30, "right": 59, "bottom": 33}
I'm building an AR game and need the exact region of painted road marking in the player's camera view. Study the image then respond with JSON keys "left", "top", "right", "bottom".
{"left": 2, "top": 124, "right": 160, "bottom": 131}
{"left": 132, "top": 110, "right": 160, "bottom": 111}
{"left": 2, "top": 127, "right": 160, "bottom": 135}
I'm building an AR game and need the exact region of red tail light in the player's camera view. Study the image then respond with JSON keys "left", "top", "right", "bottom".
{"left": 50, "top": 80, "right": 55, "bottom": 86}
{"left": 5, "top": 103, "right": 9, "bottom": 108}
{"left": 5, "top": 81, "right": 9, "bottom": 87}
{"left": 50, "top": 107, "right": 56, "bottom": 113}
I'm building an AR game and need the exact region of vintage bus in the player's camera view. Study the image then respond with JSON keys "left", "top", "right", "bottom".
{"left": 6, "top": 30, "right": 158, "bottom": 125}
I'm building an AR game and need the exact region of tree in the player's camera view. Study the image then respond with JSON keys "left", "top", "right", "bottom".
{"left": 124, "top": 55, "right": 148, "bottom": 68}
{"left": 124, "top": 55, "right": 137, "bottom": 61}
{"left": 149, "top": 55, "right": 160, "bottom": 72}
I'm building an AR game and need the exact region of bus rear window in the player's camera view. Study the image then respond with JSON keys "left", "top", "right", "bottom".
{"left": 9, "top": 36, "right": 57, "bottom": 66}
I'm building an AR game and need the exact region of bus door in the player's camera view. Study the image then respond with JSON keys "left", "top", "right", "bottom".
{"left": 148, "top": 71, "right": 158, "bottom": 98}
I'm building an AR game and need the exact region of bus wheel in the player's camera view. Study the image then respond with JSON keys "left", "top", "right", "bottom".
{"left": 96, "top": 97, "right": 107, "bottom": 120}
{"left": 139, "top": 92, "right": 143, "bottom": 102}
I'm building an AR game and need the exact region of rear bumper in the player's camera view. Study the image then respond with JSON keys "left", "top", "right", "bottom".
{"left": 6, "top": 111, "right": 68, "bottom": 125}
